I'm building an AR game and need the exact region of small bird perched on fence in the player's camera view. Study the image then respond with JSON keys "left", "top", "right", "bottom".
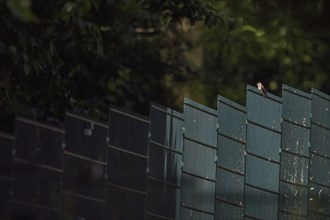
{"left": 257, "top": 82, "right": 268, "bottom": 97}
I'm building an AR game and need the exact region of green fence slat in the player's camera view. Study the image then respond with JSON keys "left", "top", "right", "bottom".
{"left": 247, "top": 123, "right": 281, "bottom": 162}
{"left": 65, "top": 112, "right": 108, "bottom": 162}
{"left": 245, "top": 86, "right": 281, "bottom": 220}
{"left": 216, "top": 168, "right": 244, "bottom": 205}
{"left": 311, "top": 89, "right": 330, "bottom": 129}
{"left": 107, "top": 107, "right": 149, "bottom": 220}
{"left": 310, "top": 124, "right": 330, "bottom": 156}
{"left": 181, "top": 206, "right": 214, "bottom": 220}
{"left": 282, "top": 85, "right": 311, "bottom": 127}
{"left": 146, "top": 103, "right": 183, "bottom": 220}
{"left": 280, "top": 85, "right": 311, "bottom": 219}
{"left": 244, "top": 184, "right": 278, "bottom": 219}
{"left": 181, "top": 98, "right": 217, "bottom": 218}
{"left": 246, "top": 85, "right": 282, "bottom": 131}
{"left": 218, "top": 96, "right": 246, "bottom": 142}
{"left": 216, "top": 96, "right": 245, "bottom": 220}
{"left": 245, "top": 154, "right": 279, "bottom": 193}
{"left": 217, "top": 135, "right": 245, "bottom": 173}
{"left": 279, "top": 181, "right": 308, "bottom": 216}
{"left": 215, "top": 200, "right": 243, "bottom": 220}
{"left": 309, "top": 89, "right": 330, "bottom": 219}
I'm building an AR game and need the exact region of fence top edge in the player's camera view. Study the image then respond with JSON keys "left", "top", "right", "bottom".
{"left": 246, "top": 84, "right": 282, "bottom": 103}
{"left": 150, "top": 102, "right": 183, "bottom": 119}
{"left": 217, "top": 95, "right": 246, "bottom": 113}
{"left": 16, "top": 116, "right": 65, "bottom": 134}
{"left": 0, "top": 131, "right": 15, "bottom": 140}
{"left": 184, "top": 98, "right": 217, "bottom": 116}
{"left": 311, "top": 88, "right": 330, "bottom": 101}
{"left": 282, "top": 84, "right": 312, "bottom": 100}
{"left": 109, "top": 105, "right": 150, "bottom": 123}
{"left": 65, "top": 111, "right": 109, "bottom": 128}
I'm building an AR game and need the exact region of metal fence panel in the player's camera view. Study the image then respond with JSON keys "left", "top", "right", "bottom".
{"left": 10, "top": 201, "right": 33, "bottom": 220}
{"left": 148, "top": 142, "right": 182, "bottom": 186}
{"left": 217, "top": 97, "right": 246, "bottom": 141}
{"left": 14, "top": 117, "right": 64, "bottom": 169}
{"left": 278, "top": 211, "right": 306, "bottom": 220}
{"left": 63, "top": 154, "right": 106, "bottom": 200}
{"left": 181, "top": 99, "right": 217, "bottom": 218}
{"left": 311, "top": 89, "right": 330, "bottom": 128}
{"left": 183, "top": 139, "right": 216, "bottom": 179}
{"left": 183, "top": 100, "right": 217, "bottom": 147}
{"left": 34, "top": 208, "right": 60, "bottom": 220}
{"left": 12, "top": 161, "right": 37, "bottom": 203}
{"left": 280, "top": 152, "right": 308, "bottom": 185}
{"left": 217, "top": 135, "right": 245, "bottom": 173}
{"left": 145, "top": 178, "right": 180, "bottom": 219}
{"left": 215, "top": 200, "right": 243, "bottom": 220}
{"left": 308, "top": 182, "right": 330, "bottom": 216}
{"left": 181, "top": 172, "right": 215, "bottom": 213}
{"left": 246, "top": 86, "right": 282, "bottom": 131}
{"left": 309, "top": 154, "right": 330, "bottom": 187}
{"left": 107, "top": 150, "right": 146, "bottom": 191}
{"left": 309, "top": 89, "right": 330, "bottom": 219}
{"left": 35, "top": 168, "right": 62, "bottom": 208}
{"left": 216, "top": 168, "right": 244, "bottom": 205}
{"left": 279, "top": 182, "right": 308, "bottom": 215}
{"left": 109, "top": 107, "right": 149, "bottom": 155}
{"left": 244, "top": 184, "right": 278, "bottom": 219}
{"left": 282, "top": 89, "right": 311, "bottom": 127}
{"left": 146, "top": 103, "right": 183, "bottom": 220}
{"left": 280, "top": 85, "right": 311, "bottom": 219}
{"left": 310, "top": 124, "right": 330, "bottom": 156}
{"left": 281, "top": 121, "right": 310, "bottom": 156}
{"left": 0, "top": 133, "right": 13, "bottom": 177}
{"left": 245, "top": 154, "right": 279, "bottom": 192}
{"left": 61, "top": 193, "right": 105, "bottom": 220}
{"left": 181, "top": 206, "right": 214, "bottom": 220}
{"left": 245, "top": 85, "right": 281, "bottom": 220}
{"left": 0, "top": 178, "right": 11, "bottom": 219}
{"left": 106, "top": 185, "right": 145, "bottom": 220}
{"left": 107, "top": 107, "right": 149, "bottom": 220}
{"left": 65, "top": 112, "right": 108, "bottom": 161}
{"left": 246, "top": 123, "right": 281, "bottom": 162}
{"left": 216, "top": 96, "right": 246, "bottom": 220}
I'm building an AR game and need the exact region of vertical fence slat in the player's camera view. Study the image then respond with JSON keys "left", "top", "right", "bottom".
{"left": 308, "top": 89, "right": 330, "bottom": 219}
{"left": 12, "top": 117, "right": 65, "bottom": 220}
{"left": 245, "top": 85, "right": 282, "bottom": 220}
{"left": 216, "top": 96, "right": 246, "bottom": 219}
{"left": 107, "top": 107, "right": 149, "bottom": 220}
{"left": 279, "top": 85, "right": 311, "bottom": 219}
{"left": 62, "top": 112, "right": 107, "bottom": 220}
{"left": 145, "top": 103, "right": 183, "bottom": 220}
{"left": 181, "top": 98, "right": 217, "bottom": 219}
{"left": 0, "top": 132, "right": 13, "bottom": 219}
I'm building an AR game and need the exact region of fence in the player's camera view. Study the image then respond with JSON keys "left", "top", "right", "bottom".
{"left": 0, "top": 84, "right": 329, "bottom": 220}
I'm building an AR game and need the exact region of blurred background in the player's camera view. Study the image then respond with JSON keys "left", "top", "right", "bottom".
{"left": 1, "top": 0, "right": 330, "bottom": 125}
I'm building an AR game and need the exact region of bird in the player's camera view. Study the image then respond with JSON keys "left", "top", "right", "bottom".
{"left": 257, "top": 82, "right": 268, "bottom": 97}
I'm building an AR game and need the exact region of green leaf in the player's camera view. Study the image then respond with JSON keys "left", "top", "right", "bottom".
{"left": 6, "top": 0, "right": 38, "bottom": 23}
